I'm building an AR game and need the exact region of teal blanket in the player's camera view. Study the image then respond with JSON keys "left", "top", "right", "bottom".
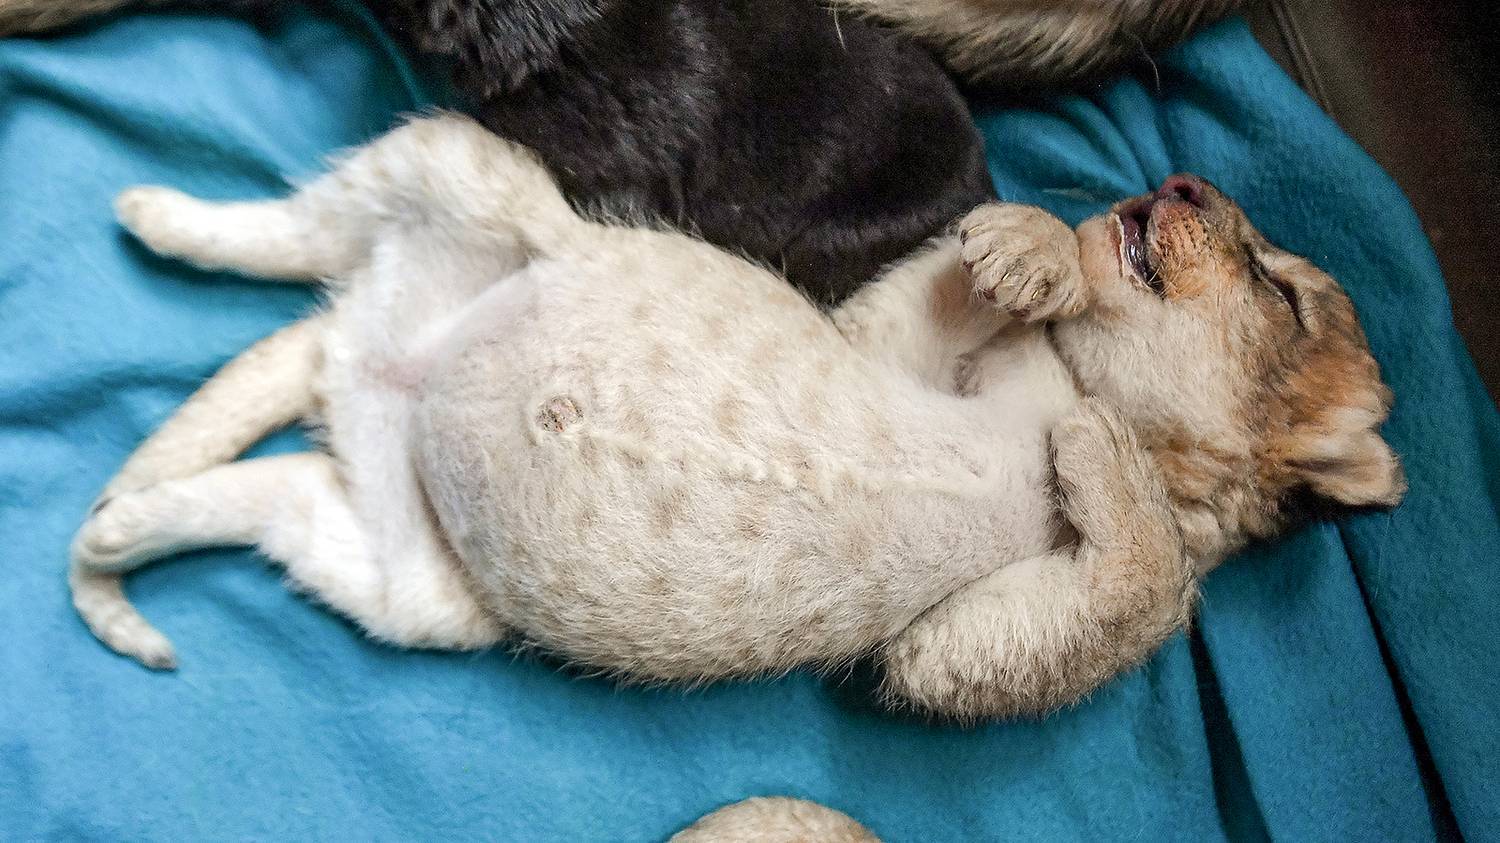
{"left": 2, "top": 6, "right": 1496, "bottom": 840}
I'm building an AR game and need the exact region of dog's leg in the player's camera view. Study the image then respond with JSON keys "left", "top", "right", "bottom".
{"left": 73, "top": 453, "right": 506, "bottom": 664}
{"left": 879, "top": 398, "right": 1196, "bottom": 720}
{"left": 105, "top": 115, "right": 570, "bottom": 489}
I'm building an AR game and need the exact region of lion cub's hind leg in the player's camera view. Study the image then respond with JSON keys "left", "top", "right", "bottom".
{"left": 71, "top": 115, "right": 570, "bottom": 669}
{"left": 117, "top": 114, "right": 577, "bottom": 286}
{"left": 73, "top": 453, "right": 506, "bottom": 657}
{"left": 115, "top": 184, "right": 370, "bottom": 283}
{"left": 69, "top": 313, "right": 329, "bottom": 670}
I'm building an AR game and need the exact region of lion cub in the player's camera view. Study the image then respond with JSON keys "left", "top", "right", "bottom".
{"left": 69, "top": 115, "right": 1402, "bottom": 720}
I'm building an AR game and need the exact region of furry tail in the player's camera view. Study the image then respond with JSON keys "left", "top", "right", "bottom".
{"left": 672, "top": 798, "right": 879, "bottom": 842}
{"left": 833, "top": 0, "right": 1247, "bottom": 85}
{"left": 69, "top": 567, "right": 178, "bottom": 670}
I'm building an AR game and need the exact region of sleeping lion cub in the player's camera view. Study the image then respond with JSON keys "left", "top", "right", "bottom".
{"left": 70, "top": 114, "right": 1403, "bottom": 719}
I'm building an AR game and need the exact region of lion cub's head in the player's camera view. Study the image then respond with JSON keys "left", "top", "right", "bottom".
{"left": 1057, "top": 175, "right": 1404, "bottom": 565}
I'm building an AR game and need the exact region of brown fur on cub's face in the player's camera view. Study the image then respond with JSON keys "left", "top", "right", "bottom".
{"left": 1057, "top": 175, "right": 1404, "bottom": 568}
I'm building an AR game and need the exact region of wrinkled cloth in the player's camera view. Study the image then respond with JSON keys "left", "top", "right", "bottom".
{"left": 1, "top": 6, "right": 1495, "bottom": 840}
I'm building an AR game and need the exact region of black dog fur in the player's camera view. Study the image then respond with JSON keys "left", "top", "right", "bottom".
{"left": 168, "top": 0, "right": 995, "bottom": 304}
{"left": 377, "top": 0, "right": 995, "bottom": 305}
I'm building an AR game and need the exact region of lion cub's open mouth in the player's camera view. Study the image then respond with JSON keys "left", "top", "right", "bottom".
{"left": 1115, "top": 175, "right": 1207, "bottom": 296}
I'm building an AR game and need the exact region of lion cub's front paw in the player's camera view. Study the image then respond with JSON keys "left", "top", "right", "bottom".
{"left": 1051, "top": 398, "right": 1185, "bottom": 566}
{"left": 1050, "top": 398, "right": 1139, "bottom": 507}
{"left": 959, "top": 203, "right": 1086, "bottom": 322}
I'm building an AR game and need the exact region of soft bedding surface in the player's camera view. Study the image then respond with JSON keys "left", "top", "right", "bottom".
{"left": 2, "top": 6, "right": 1496, "bottom": 840}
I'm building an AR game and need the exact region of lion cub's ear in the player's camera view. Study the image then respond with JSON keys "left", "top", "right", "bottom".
{"left": 1282, "top": 421, "right": 1406, "bottom": 509}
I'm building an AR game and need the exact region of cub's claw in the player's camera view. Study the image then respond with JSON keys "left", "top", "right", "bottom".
{"left": 960, "top": 203, "right": 1086, "bottom": 322}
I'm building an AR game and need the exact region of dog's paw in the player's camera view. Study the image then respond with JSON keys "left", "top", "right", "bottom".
{"left": 959, "top": 203, "right": 1086, "bottom": 322}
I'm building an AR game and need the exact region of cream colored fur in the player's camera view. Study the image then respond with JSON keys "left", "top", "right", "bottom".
{"left": 673, "top": 797, "right": 878, "bottom": 842}
{"left": 67, "top": 113, "right": 1193, "bottom": 716}
{"left": 70, "top": 114, "right": 1401, "bottom": 722}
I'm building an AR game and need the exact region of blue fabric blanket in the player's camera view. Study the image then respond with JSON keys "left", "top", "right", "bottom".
{"left": 2, "top": 6, "right": 1496, "bottom": 840}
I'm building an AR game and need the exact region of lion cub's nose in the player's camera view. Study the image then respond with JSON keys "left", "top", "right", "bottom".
{"left": 1159, "top": 174, "right": 1207, "bottom": 209}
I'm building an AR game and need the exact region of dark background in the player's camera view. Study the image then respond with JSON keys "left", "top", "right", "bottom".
{"left": 1246, "top": 0, "right": 1500, "bottom": 401}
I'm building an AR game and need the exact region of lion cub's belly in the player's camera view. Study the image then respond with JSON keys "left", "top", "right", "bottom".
{"left": 397, "top": 257, "right": 1061, "bottom": 680}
